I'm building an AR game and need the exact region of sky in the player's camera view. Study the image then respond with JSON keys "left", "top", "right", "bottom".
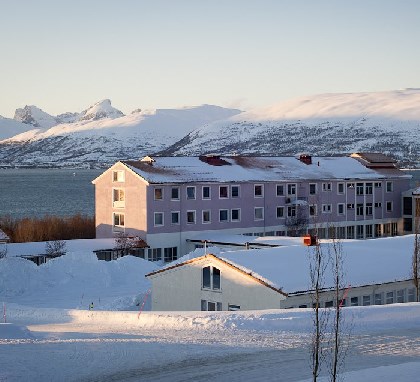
{"left": 0, "top": 0, "right": 420, "bottom": 117}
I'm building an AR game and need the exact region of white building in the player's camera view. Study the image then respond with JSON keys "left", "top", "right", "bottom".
{"left": 146, "top": 235, "right": 418, "bottom": 311}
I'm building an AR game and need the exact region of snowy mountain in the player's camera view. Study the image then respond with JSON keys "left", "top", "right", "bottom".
{"left": 13, "top": 105, "right": 59, "bottom": 129}
{"left": 0, "top": 101, "right": 241, "bottom": 167}
{"left": 161, "top": 89, "right": 420, "bottom": 167}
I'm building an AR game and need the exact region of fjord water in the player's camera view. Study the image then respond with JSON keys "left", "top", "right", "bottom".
{"left": 0, "top": 168, "right": 103, "bottom": 219}
{"left": 0, "top": 168, "right": 419, "bottom": 220}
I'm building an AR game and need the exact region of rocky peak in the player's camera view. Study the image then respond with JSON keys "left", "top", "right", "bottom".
{"left": 79, "top": 99, "right": 124, "bottom": 121}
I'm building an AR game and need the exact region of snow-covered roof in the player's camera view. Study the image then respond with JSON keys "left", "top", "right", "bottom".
{"left": 123, "top": 155, "right": 408, "bottom": 184}
{"left": 154, "top": 235, "right": 417, "bottom": 294}
{"left": 0, "top": 228, "right": 10, "bottom": 242}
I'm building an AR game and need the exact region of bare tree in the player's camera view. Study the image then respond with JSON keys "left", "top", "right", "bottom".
{"left": 45, "top": 240, "right": 67, "bottom": 257}
{"left": 0, "top": 244, "right": 7, "bottom": 259}
{"left": 286, "top": 204, "right": 309, "bottom": 237}
{"left": 309, "top": 236, "right": 329, "bottom": 382}
{"left": 328, "top": 234, "right": 345, "bottom": 382}
{"left": 114, "top": 232, "right": 136, "bottom": 256}
{"left": 413, "top": 198, "right": 420, "bottom": 302}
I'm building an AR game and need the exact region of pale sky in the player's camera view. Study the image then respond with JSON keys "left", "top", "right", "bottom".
{"left": 1, "top": 0, "right": 419, "bottom": 117}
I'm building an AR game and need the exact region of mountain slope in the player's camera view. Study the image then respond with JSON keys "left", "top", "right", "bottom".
{"left": 160, "top": 89, "right": 420, "bottom": 167}
{"left": 0, "top": 103, "right": 241, "bottom": 167}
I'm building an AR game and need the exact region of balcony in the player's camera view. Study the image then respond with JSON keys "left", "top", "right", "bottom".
{"left": 113, "top": 201, "right": 125, "bottom": 209}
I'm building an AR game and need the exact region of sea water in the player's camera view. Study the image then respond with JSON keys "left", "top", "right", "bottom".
{"left": 0, "top": 168, "right": 102, "bottom": 219}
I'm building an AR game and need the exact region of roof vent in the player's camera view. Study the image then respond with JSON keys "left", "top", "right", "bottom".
{"left": 199, "top": 154, "right": 231, "bottom": 166}
{"left": 298, "top": 154, "right": 312, "bottom": 165}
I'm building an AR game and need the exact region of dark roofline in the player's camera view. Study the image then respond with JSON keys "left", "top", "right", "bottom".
{"left": 186, "top": 239, "right": 279, "bottom": 248}
{"left": 145, "top": 253, "right": 288, "bottom": 297}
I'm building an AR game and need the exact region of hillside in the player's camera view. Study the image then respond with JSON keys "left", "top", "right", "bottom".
{"left": 160, "top": 89, "right": 420, "bottom": 167}
{"left": 0, "top": 102, "right": 241, "bottom": 168}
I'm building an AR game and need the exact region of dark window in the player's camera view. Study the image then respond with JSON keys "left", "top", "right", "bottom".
{"left": 338, "top": 183, "right": 344, "bottom": 194}
{"left": 404, "top": 218, "right": 413, "bottom": 232}
{"left": 171, "top": 212, "right": 179, "bottom": 224}
{"left": 276, "top": 185, "right": 284, "bottom": 196}
{"left": 356, "top": 183, "right": 364, "bottom": 195}
{"left": 187, "top": 187, "right": 195, "bottom": 199}
{"left": 213, "top": 267, "right": 221, "bottom": 290}
{"left": 171, "top": 187, "right": 179, "bottom": 200}
{"left": 202, "top": 266, "right": 211, "bottom": 289}
{"left": 231, "top": 209, "right": 240, "bottom": 221}
{"left": 309, "top": 184, "right": 316, "bottom": 195}
{"left": 219, "top": 209, "right": 229, "bottom": 222}
{"left": 202, "top": 186, "right": 210, "bottom": 199}
{"left": 231, "top": 186, "right": 239, "bottom": 198}
{"left": 277, "top": 206, "right": 284, "bottom": 218}
{"left": 365, "top": 183, "right": 373, "bottom": 195}
{"left": 254, "top": 184, "right": 263, "bottom": 197}
{"left": 219, "top": 186, "right": 228, "bottom": 198}
{"left": 403, "top": 197, "right": 413, "bottom": 215}
{"left": 350, "top": 297, "right": 359, "bottom": 306}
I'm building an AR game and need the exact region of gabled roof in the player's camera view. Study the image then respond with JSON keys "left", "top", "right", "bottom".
{"left": 120, "top": 155, "right": 408, "bottom": 184}
{"left": 148, "top": 235, "right": 417, "bottom": 294}
{"left": 145, "top": 253, "right": 288, "bottom": 296}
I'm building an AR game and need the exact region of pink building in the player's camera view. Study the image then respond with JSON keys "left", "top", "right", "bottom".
{"left": 92, "top": 153, "right": 411, "bottom": 262}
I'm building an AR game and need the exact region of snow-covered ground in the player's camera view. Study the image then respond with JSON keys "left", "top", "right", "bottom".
{"left": 1, "top": 241, "right": 420, "bottom": 381}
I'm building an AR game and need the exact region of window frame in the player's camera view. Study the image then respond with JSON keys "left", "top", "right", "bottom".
{"left": 254, "top": 207, "right": 264, "bottom": 220}
{"left": 276, "top": 206, "right": 284, "bottom": 218}
{"left": 309, "top": 183, "right": 317, "bottom": 195}
{"left": 276, "top": 184, "right": 284, "bottom": 196}
{"left": 112, "top": 170, "right": 125, "bottom": 182}
{"left": 322, "top": 182, "right": 332, "bottom": 192}
{"left": 337, "top": 203, "right": 345, "bottom": 215}
{"left": 154, "top": 187, "right": 163, "bottom": 201}
{"left": 337, "top": 182, "right": 345, "bottom": 194}
{"left": 171, "top": 187, "right": 180, "bottom": 200}
{"left": 202, "top": 210, "right": 211, "bottom": 224}
{"left": 171, "top": 211, "right": 180, "bottom": 225}
{"left": 186, "top": 186, "right": 196, "bottom": 200}
{"left": 231, "top": 208, "right": 241, "bottom": 222}
{"left": 113, "top": 212, "right": 125, "bottom": 228}
{"left": 219, "top": 209, "right": 229, "bottom": 222}
{"left": 219, "top": 185, "right": 229, "bottom": 199}
{"left": 254, "top": 184, "right": 264, "bottom": 198}
{"left": 186, "top": 210, "right": 196, "bottom": 224}
{"left": 231, "top": 185, "right": 240, "bottom": 198}
{"left": 386, "top": 181, "right": 393, "bottom": 193}
{"left": 112, "top": 188, "right": 125, "bottom": 208}
{"left": 154, "top": 212, "right": 164, "bottom": 226}
{"left": 322, "top": 204, "right": 332, "bottom": 214}
{"left": 202, "top": 186, "right": 211, "bottom": 200}
{"left": 287, "top": 183, "right": 297, "bottom": 196}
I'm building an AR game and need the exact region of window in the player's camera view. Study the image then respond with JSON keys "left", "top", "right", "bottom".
{"left": 403, "top": 197, "right": 413, "bottom": 215}
{"left": 287, "top": 206, "right": 296, "bottom": 217}
{"left": 375, "top": 182, "right": 382, "bottom": 188}
{"left": 337, "top": 203, "right": 345, "bottom": 215}
{"left": 374, "top": 293, "right": 382, "bottom": 305}
{"left": 386, "top": 291, "right": 394, "bottom": 304}
{"left": 231, "top": 208, "right": 240, "bottom": 222}
{"left": 202, "top": 210, "right": 211, "bottom": 224}
{"left": 309, "top": 204, "right": 317, "bottom": 217}
{"left": 356, "top": 204, "right": 364, "bottom": 216}
{"left": 164, "top": 247, "right": 178, "bottom": 262}
{"left": 113, "top": 170, "right": 125, "bottom": 182}
{"left": 386, "top": 181, "right": 393, "bottom": 192}
{"left": 322, "top": 183, "right": 332, "bottom": 192}
{"left": 219, "top": 209, "right": 229, "bottom": 222}
{"left": 276, "top": 184, "right": 284, "bottom": 196}
{"left": 287, "top": 183, "right": 297, "bottom": 195}
{"left": 231, "top": 185, "right": 240, "bottom": 198}
{"left": 347, "top": 226, "right": 355, "bottom": 239}
{"left": 171, "top": 211, "right": 180, "bottom": 225}
{"left": 254, "top": 207, "right": 264, "bottom": 220}
{"left": 322, "top": 204, "right": 332, "bottom": 213}
{"left": 350, "top": 297, "right": 359, "bottom": 306}
{"left": 276, "top": 206, "right": 284, "bottom": 218}
{"left": 337, "top": 183, "right": 344, "bottom": 194}
{"left": 171, "top": 187, "right": 179, "bottom": 200}
{"left": 113, "top": 213, "right": 125, "bottom": 227}
{"left": 325, "top": 301, "right": 334, "bottom": 308}
{"left": 375, "top": 202, "right": 382, "bottom": 208}
{"left": 365, "top": 183, "right": 373, "bottom": 195}
{"left": 309, "top": 183, "right": 317, "bottom": 195}
{"left": 254, "top": 184, "right": 263, "bottom": 197}
{"left": 186, "top": 186, "right": 196, "bottom": 200}
{"left": 365, "top": 203, "right": 373, "bottom": 216}
{"left": 150, "top": 248, "right": 162, "bottom": 261}
{"left": 347, "top": 183, "right": 355, "bottom": 189}
{"left": 396, "top": 289, "right": 405, "bottom": 303}
{"left": 154, "top": 188, "right": 163, "bottom": 200}
{"left": 366, "top": 224, "right": 373, "bottom": 238}
{"left": 356, "top": 183, "right": 364, "bottom": 195}
{"left": 202, "top": 266, "right": 221, "bottom": 290}
{"left": 154, "top": 212, "right": 164, "bottom": 226}
{"left": 356, "top": 225, "right": 364, "bottom": 239}
{"left": 228, "top": 304, "right": 241, "bottom": 311}
{"left": 202, "top": 186, "right": 210, "bottom": 199}
{"left": 362, "top": 295, "right": 371, "bottom": 306}
{"left": 201, "top": 300, "right": 222, "bottom": 311}
{"left": 113, "top": 188, "right": 125, "bottom": 208}
{"left": 408, "top": 288, "right": 415, "bottom": 302}
{"left": 347, "top": 203, "right": 354, "bottom": 209}
{"left": 219, "top": 186, "right": 228, "bottom": 198}
{"left": 386, "top": 201, "right": 393, "bottom": 212}
{"left": 187, "top": 210, "right": 196, "bottom": 224}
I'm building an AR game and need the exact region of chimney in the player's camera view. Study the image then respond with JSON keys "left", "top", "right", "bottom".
{"left": 299, "top": 154, "right": 312, "bottom": 165}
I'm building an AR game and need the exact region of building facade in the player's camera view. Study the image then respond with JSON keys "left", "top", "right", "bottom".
{"left": 92, "top": 154, "right": 411, "bottom": 261}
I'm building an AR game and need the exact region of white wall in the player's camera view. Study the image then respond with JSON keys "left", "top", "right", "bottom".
{"left": 148, "top": 256, "right": 285, "bottom": 311}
